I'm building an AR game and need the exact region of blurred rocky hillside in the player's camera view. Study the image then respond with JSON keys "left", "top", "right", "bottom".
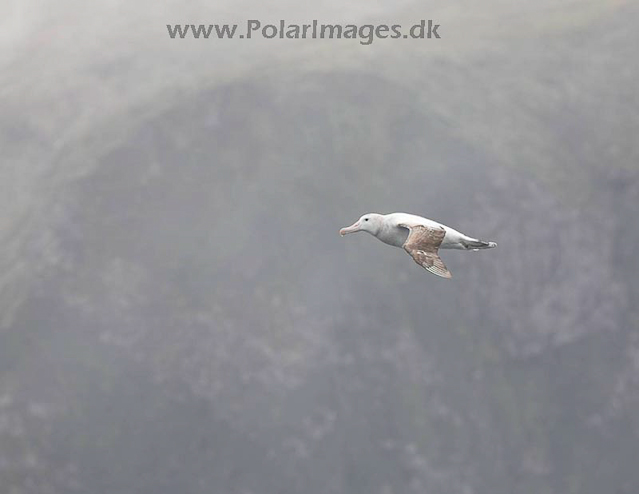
{"left": 1, "top": 1, "right": 638, "bottom": 493}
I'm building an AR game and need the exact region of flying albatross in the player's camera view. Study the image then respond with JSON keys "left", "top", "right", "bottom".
{"left": 339, "top": 212, "right": 497, "bottom": 279}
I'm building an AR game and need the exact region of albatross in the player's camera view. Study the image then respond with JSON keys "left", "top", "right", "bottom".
{"left": 339, "top": 212, "right": 497, "bottom": 279}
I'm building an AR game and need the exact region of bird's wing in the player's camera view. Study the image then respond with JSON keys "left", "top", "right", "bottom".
{"left": 399, "top": 224, "right": 452, "bottom": 279}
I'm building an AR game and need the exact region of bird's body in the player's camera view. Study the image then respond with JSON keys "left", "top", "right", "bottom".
{"left": 340, "top": 212, "right": 497, "bottom": 279}
{"left": 371, "top": 213, "right": 469, "bottom": 249}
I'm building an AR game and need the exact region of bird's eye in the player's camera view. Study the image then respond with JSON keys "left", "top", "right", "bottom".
{"left": 364, "top": 218, "right": 369, "bottom": 221}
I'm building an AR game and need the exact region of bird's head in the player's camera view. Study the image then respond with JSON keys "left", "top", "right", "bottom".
{"left": 340, "top": 213, "right": 383, "bottom": 236}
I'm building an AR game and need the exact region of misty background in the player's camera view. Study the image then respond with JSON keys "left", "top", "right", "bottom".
{"left": 1, "top": 1, "right": 638, "bottom": 493}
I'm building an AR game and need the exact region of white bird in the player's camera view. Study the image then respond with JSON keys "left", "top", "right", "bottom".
{"left": 339, "top": 212, "right": 497, "bottom": 279}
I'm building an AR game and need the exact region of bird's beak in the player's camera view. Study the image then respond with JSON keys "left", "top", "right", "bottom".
{"left": 340, "top": 221, "right": 361, "bottom": 236}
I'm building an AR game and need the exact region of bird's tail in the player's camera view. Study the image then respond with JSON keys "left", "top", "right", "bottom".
{"left": 463, "top": 238, "right": 497, "bottom": 250}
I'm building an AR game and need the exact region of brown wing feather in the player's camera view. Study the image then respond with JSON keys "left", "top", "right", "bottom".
{"left": 399, "top": 224, "right": 452, "bottom": 279}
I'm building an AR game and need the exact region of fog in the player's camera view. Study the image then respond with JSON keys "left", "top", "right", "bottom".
{"left": 1, "top": 1, "right": 638, "bottom": 493}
